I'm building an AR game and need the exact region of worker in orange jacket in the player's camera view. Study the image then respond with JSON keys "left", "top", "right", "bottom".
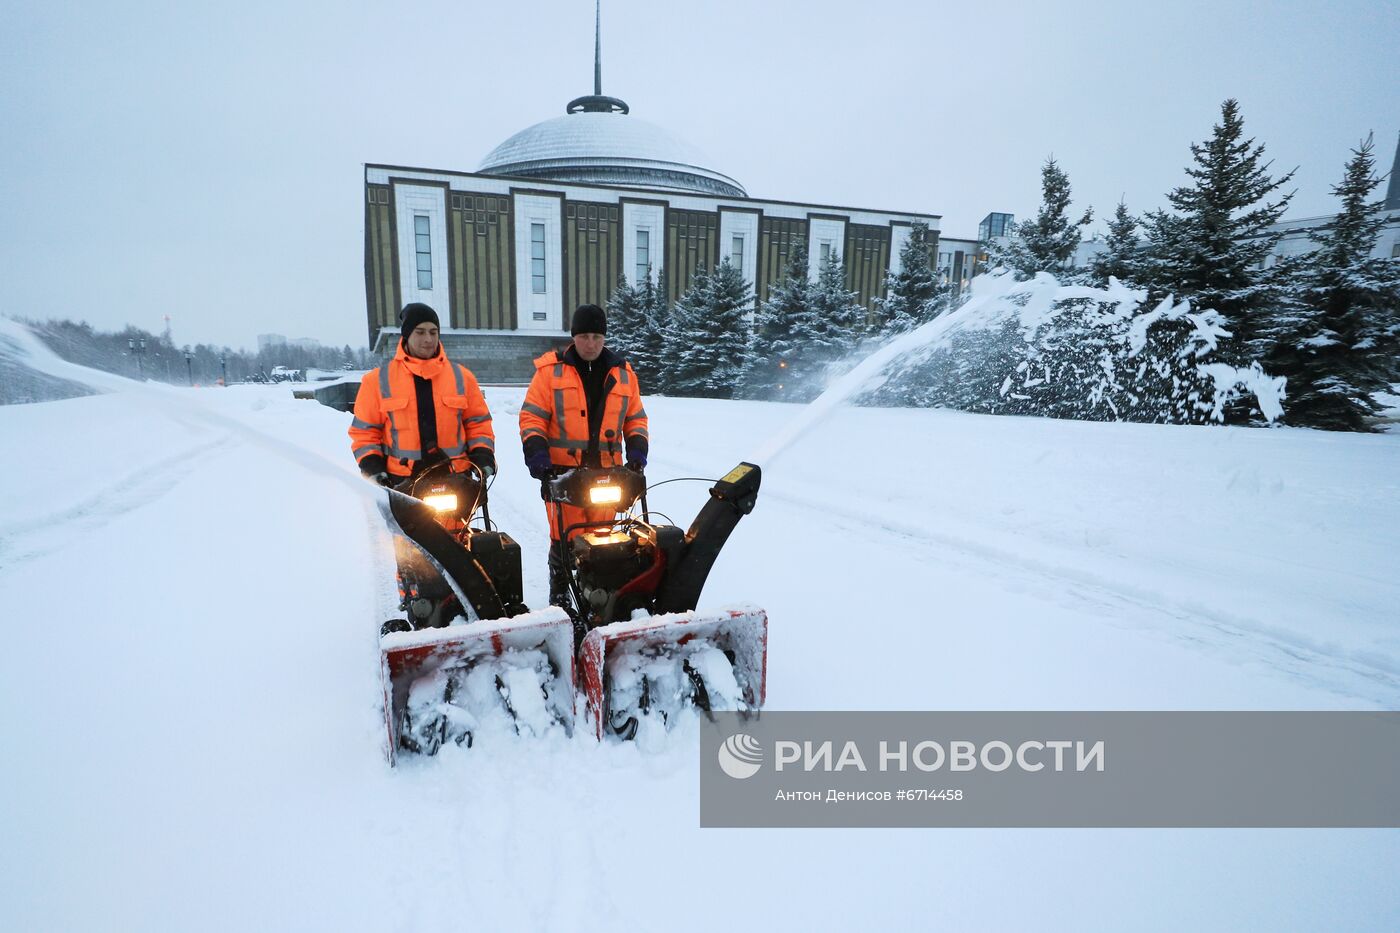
{"left": 349, "top": 303, "right": 496, "bottom": 484}
{"left": 519, "top": 303, "right": 648, "bottom": 607}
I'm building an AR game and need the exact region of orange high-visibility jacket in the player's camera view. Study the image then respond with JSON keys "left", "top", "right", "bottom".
{"left": 519, "top": 349, "right": 648, "bottom": 468}
{"left": 349, "top": 343, "right": 494, "bottom": 477}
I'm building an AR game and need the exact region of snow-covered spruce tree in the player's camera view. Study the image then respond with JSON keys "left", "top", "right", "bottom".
{"left": 808, "top": 250, "right": 867, "bottom": 371}
{"left": 605, "top": 268, "right": 666, "bottom": 392}
{"left": 877, "top": 220, "right": 945, "bottom": 333}
{"left": 605, "top": 273, "right": 647, "bottom": 366}
{"left": 666, "top": 260, "right": 753, "bottom": 398}
{"left": 1140, "top": 99, "right": 1294, "bottom": 358}
{"left": 992, "top": 288, "right": 1256, "bottom": 423}
{"left": 1263, "top": 134, "right": 1400, "bottom": 431}
{"left": 742, "top": 245, "right": 812, "bottom": 400}
{"left": 636, "top": 269, "right": 669, "bottom": 392}
{"left": 854, "top": 272, "right": 1285, "bottom": 424}
{"left": 987, "top": 157, "right": 1093, "bottom": 280}
{"left": 1088, "top": 201, "right": 1145, "bottom": 288}
{"left": 630, "top": 267, "right": 671, "bottom": 394}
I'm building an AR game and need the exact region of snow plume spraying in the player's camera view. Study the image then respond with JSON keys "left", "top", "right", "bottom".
{"left": 753, "top": 273, "right": 1035, "bottom": 464}
{"left": 0, "top": 316, "right": 374, "bottom": 499}
{"left": 753, "top": 272, "right": 1286, "bottom": 466}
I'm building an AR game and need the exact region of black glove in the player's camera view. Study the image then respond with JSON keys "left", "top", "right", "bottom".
{"left": 370, "top": 472, "right": 393, "bottom": 487}
{"left": 540, "top": 477, "right": 553, "bottom": 502}
{"left": 523, "top": 438, "right": 551, "bottom": 480}
{"left": 468, "top": 448, "right": 497, "bottom": 480}
{"left": 624, "top": 438, "right": 647, "bottom": 473}
{"left": 359, "top": 453, "right": 387, "bottom": 478}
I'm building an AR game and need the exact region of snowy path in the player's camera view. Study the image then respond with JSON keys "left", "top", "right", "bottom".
{"left": 1, "top": 372, "right": 1398, "bottom": 931}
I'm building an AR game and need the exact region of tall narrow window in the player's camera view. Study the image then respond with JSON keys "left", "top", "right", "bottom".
{"left": 635, "top": 229, "right": 650, "bottom": 283}
{"left": 414, "top": 215, "right": 433, "bottom": 290}
{"left": 820, "top": 240, "right": 832, "bottom": 262}
{"left": 531, "top": 223, "right": 547, "bottom": 294}
{"left": 731, "top": 234, "right": 744, "bottom": 274}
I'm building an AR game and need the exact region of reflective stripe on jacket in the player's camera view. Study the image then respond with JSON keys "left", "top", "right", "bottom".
{"left": 349, "top": 343, "right": 494, "bottom": 476}
{"left": 519, "top": 349, "right": 648, "bottom": 468}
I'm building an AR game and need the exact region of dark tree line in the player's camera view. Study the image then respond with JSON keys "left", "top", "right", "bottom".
{"left": 19, "top": 318, "right": 377, "bottom": 387}
{"left": 605, "top": 221, "right": 951, "bottom": 404}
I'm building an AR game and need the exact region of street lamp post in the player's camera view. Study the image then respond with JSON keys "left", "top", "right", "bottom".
{"left": 185, "top": 352, "right": 194, "bottom": 386}
{"left": 220, "top": 355, "right": 227, "bottom": 386}
{"left": 128, "top": 337, "right": 147, "bottom": 378}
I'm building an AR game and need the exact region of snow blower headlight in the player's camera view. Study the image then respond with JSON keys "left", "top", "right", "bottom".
{"left": 422, "top": 493, "right": 459, "bottom": 512}
{"left": 588, "top": 484, "right": 623, "bottom": 507}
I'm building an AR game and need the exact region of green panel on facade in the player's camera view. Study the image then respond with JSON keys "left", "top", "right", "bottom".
{"left": 564, "top": 201, "right": 621, "bottom": 311}
{"left": 450, "top": 192, "right": 514, "bottom": 329}
{"left": 756, "top": 217, "right": 808, "bottom": 305}
{"left": 364, "top": 185, "right": 396, "bottom": 340}
{"left": 844, "top": 223, "right": 893, "bottom": 317}
{"left": 667, "top": 209, "right": 718, "bottom": 300}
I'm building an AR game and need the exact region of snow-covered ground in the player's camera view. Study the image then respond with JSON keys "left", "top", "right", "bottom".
{"left": 1, "top": 332, "right": 1398, "bottom": 931}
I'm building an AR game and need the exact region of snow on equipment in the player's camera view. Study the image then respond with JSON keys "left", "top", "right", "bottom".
{"left": 376, "top": 462, "right": 575, "bottom": 761}
{"left": 374, "top": 460, "right": 766, "bottom": 759}
{"left": 380, "top": 609, "right": 574, "bottom": 760}
{"left": 545, "top": 462, "right": 767, "bottom": 740}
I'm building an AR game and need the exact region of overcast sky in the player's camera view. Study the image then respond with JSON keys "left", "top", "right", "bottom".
{"left": 3, "top": 0, "right": 1396, "bottom": 350}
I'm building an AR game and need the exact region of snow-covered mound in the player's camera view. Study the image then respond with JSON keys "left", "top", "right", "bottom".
{"left": 1, "top": 328, "right": 1397, "bottom": 930}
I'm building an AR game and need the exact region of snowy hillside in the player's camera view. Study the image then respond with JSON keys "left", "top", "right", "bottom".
{"left": 1, "top": 331, "right": 1398, "bottom": 930}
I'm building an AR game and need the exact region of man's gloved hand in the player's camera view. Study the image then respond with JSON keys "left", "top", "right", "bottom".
{"left": 523, "top": 439, "right": 551, "bottom": 480}
{"left": 624, "top": 439, "right": 647, "bottom": 474}
{"left": 359, "top": 454, "right": 393, "bottom": 487}
{"left": 468, "top": 448, "right": 497, "bottom": 480}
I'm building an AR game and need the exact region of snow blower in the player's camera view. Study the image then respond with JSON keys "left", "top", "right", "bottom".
{"left": 376, "top": 462, "right": 575, "bottom": 762}
{"left": 544, "top": 462, "right": 768, "bottom": 740}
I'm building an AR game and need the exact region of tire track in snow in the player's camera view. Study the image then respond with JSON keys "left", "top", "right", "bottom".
{"left": 759, "top": 484, "right": 1400, "bottom": 707}
{"left": 0, "top": 436, "right": 231, "bottom": 568}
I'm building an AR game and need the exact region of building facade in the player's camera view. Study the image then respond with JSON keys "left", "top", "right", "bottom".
{"left": 363, "top": 39, "right": 939, "bottom": 382}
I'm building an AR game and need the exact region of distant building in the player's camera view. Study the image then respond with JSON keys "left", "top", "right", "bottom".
{"left": 257, "top": 333, "right": 322, "bottom": 351}
{"left": 363, "top": 13, "right": 940, "bottom": 382}
{"left": 978, "top": 212, "right": 1015, "bottom": 242}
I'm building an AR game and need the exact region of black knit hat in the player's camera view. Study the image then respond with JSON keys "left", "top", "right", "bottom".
{"left": 570, "top": 303, "right": 607, "bottom": 336}
{"left": 399, "top": 302, "right": 439, "bottom": 341}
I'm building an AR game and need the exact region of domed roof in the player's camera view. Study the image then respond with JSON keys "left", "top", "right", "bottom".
{"left": 477, "top": 111, "right": 747, "bottom": 198}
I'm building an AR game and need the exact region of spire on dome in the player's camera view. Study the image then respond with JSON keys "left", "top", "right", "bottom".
{"left": 566, "top": 0, "right": 629, "bottom": 115}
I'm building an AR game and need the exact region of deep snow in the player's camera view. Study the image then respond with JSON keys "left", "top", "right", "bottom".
{"left": 1, "top": 327, "right": 1398, "bottom": 931}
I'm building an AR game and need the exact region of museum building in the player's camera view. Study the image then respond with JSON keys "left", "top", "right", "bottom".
{"left": 363, "top": 39, "right": 940, "bottom": 381}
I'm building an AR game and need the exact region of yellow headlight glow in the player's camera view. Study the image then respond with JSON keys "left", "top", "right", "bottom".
{"left": 588, "top": 485, "right": 624, "bottom": 506}
{"left": 423, "top": 493, "right": 459, "bottom": 512}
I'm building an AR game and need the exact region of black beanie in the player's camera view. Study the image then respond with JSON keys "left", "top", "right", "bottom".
{"left": 570, "top": 303, "right": 607, "bottom": 336}
{"left": 399, "top": 303, "right": 439, "bottom": 341}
